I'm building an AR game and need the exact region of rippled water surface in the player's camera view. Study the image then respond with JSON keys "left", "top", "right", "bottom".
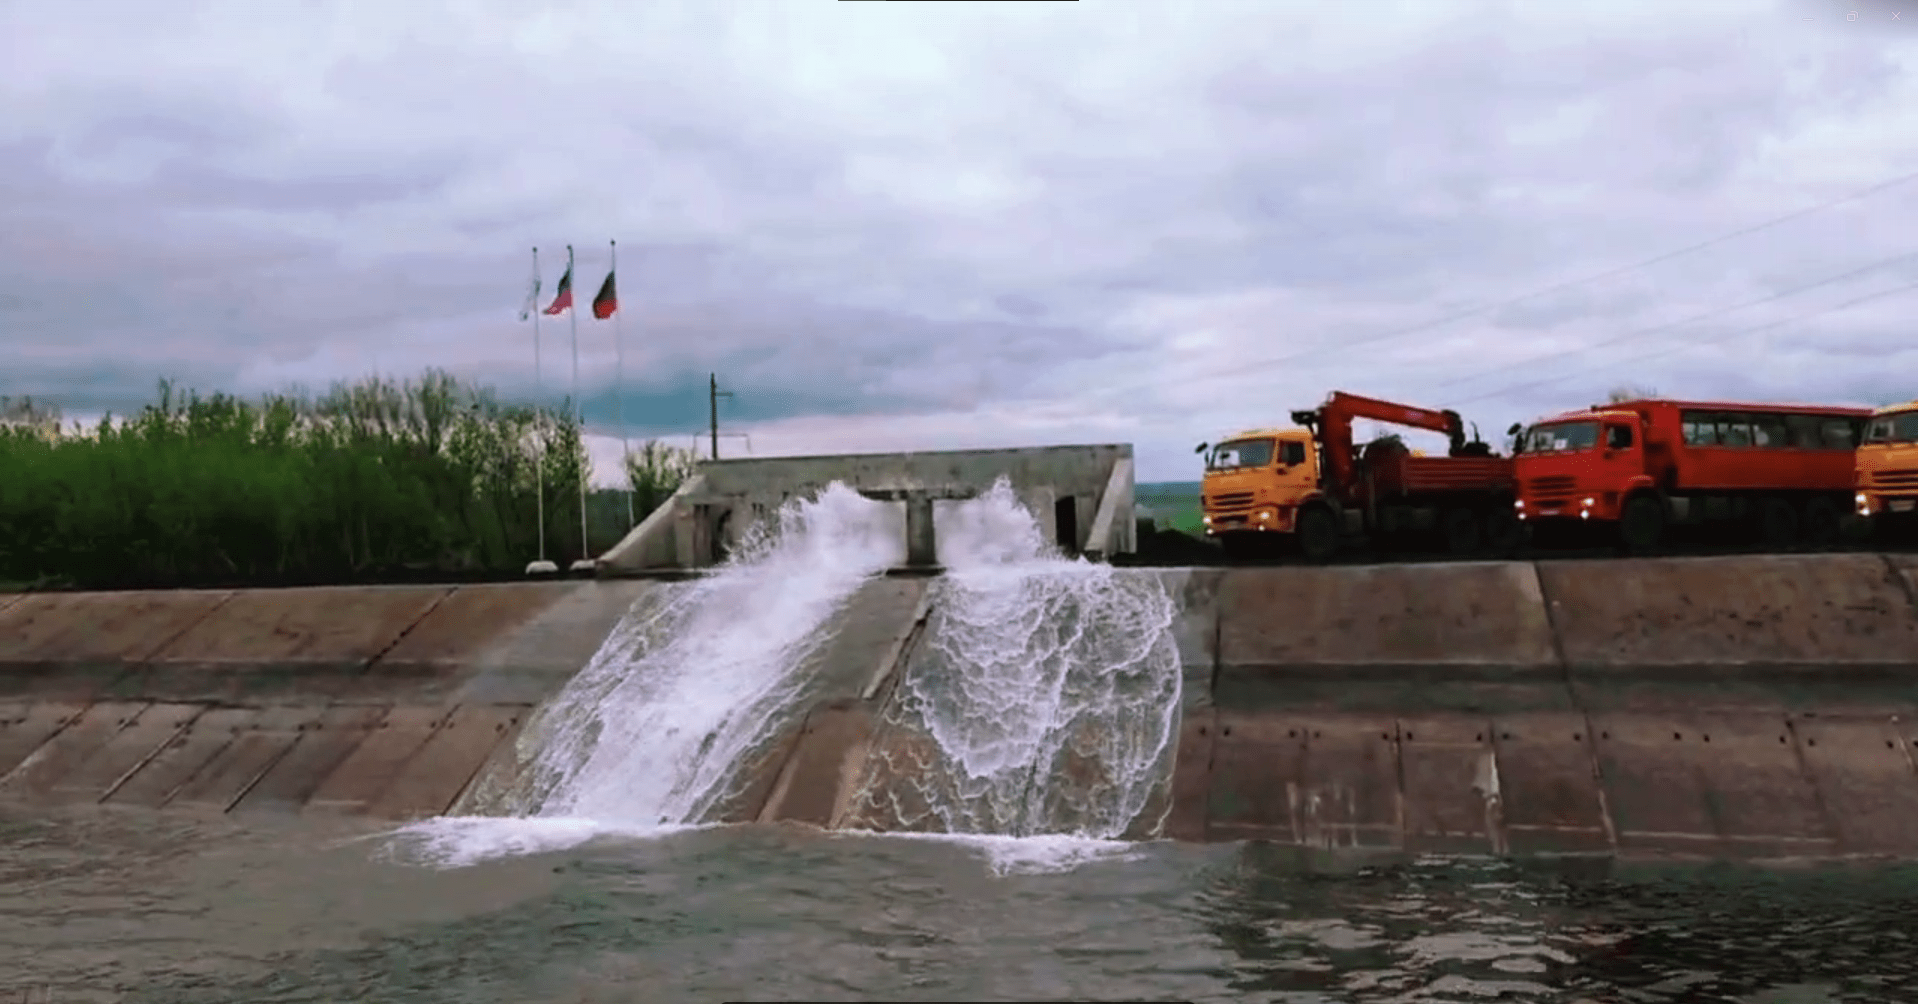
{"left": 6, "top": 805, "right": 1918, "bottom": 1003}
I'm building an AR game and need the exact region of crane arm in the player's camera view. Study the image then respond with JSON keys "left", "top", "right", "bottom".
{"left": 1299, "top": 390, "right": 1471, "bottom": 497}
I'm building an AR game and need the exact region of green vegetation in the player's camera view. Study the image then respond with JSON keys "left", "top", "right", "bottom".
{"left": 0, "top": 370, "right": 698, "bottom": 590}
{"left": 1135, "top": 481, "right": 1204, "bottom": 536}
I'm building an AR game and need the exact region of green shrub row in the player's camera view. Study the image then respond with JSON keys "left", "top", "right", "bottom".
{"left": 0, "top": 369, "right": 696, "bottom": 590}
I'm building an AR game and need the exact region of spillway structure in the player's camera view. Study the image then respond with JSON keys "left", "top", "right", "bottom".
{"left": 5, "top": 444, "right": 1918, "bottom": 863}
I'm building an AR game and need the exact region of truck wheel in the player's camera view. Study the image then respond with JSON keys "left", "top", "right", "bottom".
{"left": 1759, "top": 498, "right": 1800, "bottom": 548}
{"left": 1803, "top": 497, "right": 1843, "bottom": 546}
{"left": 1482, "top": 504, "right": 1523, "bottom": 556}
{"left": 1619, "top": 495, "right": 1665, "bottom": 554}
{"left": 1443, "top": 508, "right": 1483, "bottom": 555}
{"left": 1297, "top": 506, "right": 1340, "bottom": 562}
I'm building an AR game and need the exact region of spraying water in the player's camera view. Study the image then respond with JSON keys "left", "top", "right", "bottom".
{"left": 483, "top": 482, "right": 905, "bottom": 826}
{"left": 851, "top": 477, "right": 1184, "bottom": 842}
{"left": 390, "top": 476, "right": 1182, "bottom": 873}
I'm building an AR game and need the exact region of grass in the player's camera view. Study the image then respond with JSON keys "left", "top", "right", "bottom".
{"left": 1136, "top": 481, "right": 1204, "bottom": 536}
{"left": 0, "top": 369, "right": 696, "bottom": 591}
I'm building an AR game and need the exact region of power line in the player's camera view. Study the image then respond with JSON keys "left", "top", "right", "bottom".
{"left": 1066, "top": 165, "right": 1918, "bottom": 405}
{"left": 1427, "top": 248, "right": 1918, "bottom": 394}
{"left": 1443, "top": 276, "right": 1918, "bottom": 410}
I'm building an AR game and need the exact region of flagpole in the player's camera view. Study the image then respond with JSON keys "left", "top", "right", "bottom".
{"left": 610, "top": 238, "right": 633, "bottom": 532}
{"left": 567, "top": 243, "right": 591, "bottom": 572}
{"left": 527, "top": 246, "right": 554, "bottom": 576}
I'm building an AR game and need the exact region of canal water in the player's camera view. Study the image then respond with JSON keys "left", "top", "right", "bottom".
{"left": 7, "top": 482, "right": 1914, "bottom": 1002}
{"left": 5, "top": 805, "right": 1917, "bottom": 1003}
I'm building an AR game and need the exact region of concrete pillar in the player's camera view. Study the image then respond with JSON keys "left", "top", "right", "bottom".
{"left": 905, "top": 493, "right": 938, "bottom": 569}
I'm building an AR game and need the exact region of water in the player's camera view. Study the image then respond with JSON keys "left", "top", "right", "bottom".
{"left": 9, "top": 805, "right": 1918, "bottom": 1003}
{"left": 12, "top": 481, "right": 1916, "bottom": 1000}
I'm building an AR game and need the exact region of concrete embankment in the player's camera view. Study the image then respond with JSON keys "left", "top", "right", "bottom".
{"left": 11, "top": 554, "right": 1918, "bottom": 861}
{"left": 0, "top": 582, "right": 660, "bottom": 819}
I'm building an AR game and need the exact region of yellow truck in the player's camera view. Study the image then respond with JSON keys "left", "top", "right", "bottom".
{"left": 1196, "top": 391, "right": 1516, "bottom": 561}
{"left": 1856, "top": 400, "right": 1918, "bottom": 535}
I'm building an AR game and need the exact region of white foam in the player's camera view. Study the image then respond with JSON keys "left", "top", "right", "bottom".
{"left": 386, "top": 481, "right": 903, "bottom": 869}
{"left": 874, "top": 477, "right": 1184, "bottom": 841}
{"left": 377, "top": 817, "right": 706, "bottom": 869}
{"left": 840, "top": 829, "right": 1148, "bottom": 876}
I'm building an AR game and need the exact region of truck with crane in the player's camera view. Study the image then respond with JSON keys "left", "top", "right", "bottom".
{"left": 1197, "top": 391, "right": 1518, "bottom": 562}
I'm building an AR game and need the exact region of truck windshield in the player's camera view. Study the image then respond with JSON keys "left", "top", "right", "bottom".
{"left": 1208, "top": 438, "right": 1275, "bottom": 470}
{"left": 1866, "top": 411, "right": 1918, "bottom": 445}
{"left": 1521, "top": 421, "right": 1599, "bottom": 454}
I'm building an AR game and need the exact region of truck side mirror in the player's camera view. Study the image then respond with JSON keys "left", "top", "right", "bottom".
{"left": 1194, "top": 442, "right": 1209, "bottom": 454}
{"left": 1506, "top": 423, "right": 1522, "bottom": 437}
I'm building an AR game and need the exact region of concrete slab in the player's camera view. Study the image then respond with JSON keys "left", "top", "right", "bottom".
{"left": 0, "top": 703, "right": 81, "bottom": 779}
{"left": 148, "top": 585, "right": 452, "bottom": 674}
{"left": 758, "top": 700, "right": 873, "bottom": 828}
{"left": 370, "top": 582, "right": 583, "bottom": 702}
{"left": 0, "top": 589, "right": 232, "bottom": 665}
{"left": 304, "top": 705, "right": 452, "bottom": 815}
{"left": 1204, "top": 711, "right": 1306, "bottom": 843}
{"left": 1543, "top": 554, "right": 1918, "bottom": 675}
{"left": 835, "top": 720, "right": 946, "bottom": 833}
{"left": 0, "top": 590, "right": 233, "bottom": 699}
{"left": 445, "top": 580, "right": 662, "bottom": 706}
{"left": 1217, "top": 562, "right": 1557, "bottom": 673}
{"left": 1161, "top": 706, "right": 1215, "bottom": 842}
{"left": 0, "top": 592, "right": 25, "bottom": 614}
{"left": 105, "top": 706, "right": 261, "bottom": 809}
{"left": 369, "top": 704, "right": 526, "bottom": 820}
{"left": 1791, "top": 714, "right": 1918, "bottom": 856}
{"left": 1396, "top": 714, "right": 1503, "bottom": 855}
{"left": 229, "top": 706, "right": 388, "bottom": 813}
{"left": 796, "top": 577, "right": 930, "bottom": 703}
{"left": 52, "top": 702, "right": 203, "bottom": 803}
{"left": 1489, "top": 712, "right": 1612, "bottom": 855}
{"left": 0, "top": 700, "right": 145, "bottom": 795}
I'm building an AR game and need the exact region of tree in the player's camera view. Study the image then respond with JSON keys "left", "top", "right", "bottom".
{"left": 623, "top": 439, "right": 699, "bottom": 520}
{"left": 1608, "top": 385, "right": 1660, "bottom": 403}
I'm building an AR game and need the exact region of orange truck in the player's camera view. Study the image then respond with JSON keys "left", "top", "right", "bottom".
{"left": 1856, "top": 400, "right": 1918, "bottom": 535}
{"left": 1197, "top": 391, "right": 1517, "bottom": 561}
{"left": 1513, "top": 398, "right": 1869, "bottom": 551}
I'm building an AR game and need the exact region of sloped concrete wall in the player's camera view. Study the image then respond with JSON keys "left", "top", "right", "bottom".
{"left": 14, "top": 551, "right": 1918, "bottom": 862}
{"left": 0, "top": 581, "right": 657, "bottom": 820}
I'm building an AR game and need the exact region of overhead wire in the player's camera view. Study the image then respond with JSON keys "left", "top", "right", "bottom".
{"left": 1425, "top": 248, "right": 1918, "bottom": 396}
{"left": 1443, "top": 276, "right": 1918, "bottom": 410}
{"left": 1066, "top": 165, "right": 1918, "bottom": 405}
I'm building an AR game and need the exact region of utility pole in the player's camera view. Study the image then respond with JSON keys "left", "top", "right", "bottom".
{"left": 709, "top": 372, "right": 732, "bottom": 460}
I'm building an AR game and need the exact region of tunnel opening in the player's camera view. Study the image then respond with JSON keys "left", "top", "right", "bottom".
{"left": 1055, "top": 494, "right": 1080, "bottom": 555}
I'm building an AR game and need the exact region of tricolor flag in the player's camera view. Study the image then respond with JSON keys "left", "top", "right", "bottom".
{"left": 543, "top": 264, "right": 574, "bottom": 315}
{"left": 592, "top": 268, "right": 618, "bottom": 319}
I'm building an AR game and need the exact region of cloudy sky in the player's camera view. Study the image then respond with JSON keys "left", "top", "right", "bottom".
{"left": 4, "top": 0, "right": 1916, "bottom": 483}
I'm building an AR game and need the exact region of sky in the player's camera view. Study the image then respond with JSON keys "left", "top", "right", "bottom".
{"left": 3, "top": 0, "right": 1917, "bottom": 484}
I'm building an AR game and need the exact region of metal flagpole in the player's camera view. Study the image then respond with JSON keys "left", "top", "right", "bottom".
{"left": 523, "top": 246, "right": 555, "bottom": 576}
{"left": 611, "top": 238, "right": 633, "bottom": 531}
{"left": 567, "top": 244, "right": 593, "bottom": 572}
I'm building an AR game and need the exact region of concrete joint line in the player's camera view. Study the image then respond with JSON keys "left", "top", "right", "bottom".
{"left": 861, "top": 586, "right": 934, "bottom": 701}
{"left": 362, "top": 587, "right": 459, "bottom": 675}
{"left": 1528, "top": 559, "right": 1621, "bottom": 855}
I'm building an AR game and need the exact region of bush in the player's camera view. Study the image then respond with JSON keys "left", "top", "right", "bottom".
{"left": 0, "top": 369, "right": 693, "bottom": 590}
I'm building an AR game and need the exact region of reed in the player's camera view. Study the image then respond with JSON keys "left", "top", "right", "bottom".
{"left": 0, "top": 369, "right": 694, "bottom": 589}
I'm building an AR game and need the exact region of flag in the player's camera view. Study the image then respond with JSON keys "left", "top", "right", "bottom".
{"left": 592, "top": 269, "right": 617, "bottom": 319}
{"left": 518, "top": 271, "right": 542, "bottom": 321}
{"left": 543, "top": 265, "right": 573, "bottom": 315}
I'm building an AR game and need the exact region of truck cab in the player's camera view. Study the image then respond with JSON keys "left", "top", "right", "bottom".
{"left": 1199, "top": 427, "right": 1318, "bottom": 555}
{"left": 1857, "top": 401, "right": 1918, "bottom": 530}
{"left": 1513, "top": 408, "right": 1652, "bottom": 528}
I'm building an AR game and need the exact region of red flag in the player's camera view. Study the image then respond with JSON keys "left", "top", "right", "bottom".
{"left": 543, "top": 265, "right": 573, "bottom": 315}
{"left": 592, "top": 269, "right": 617, "bottom": 319}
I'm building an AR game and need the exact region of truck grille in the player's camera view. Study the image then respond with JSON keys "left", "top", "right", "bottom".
{"left": 1871, "top": 469, "right": 1918, "bottom": 489}
{"left": 1207, "top": 491, "right": 1255, "bottom": 511}
{"left": 1526, "top": 475, "right": 1577, "bottom": 502}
